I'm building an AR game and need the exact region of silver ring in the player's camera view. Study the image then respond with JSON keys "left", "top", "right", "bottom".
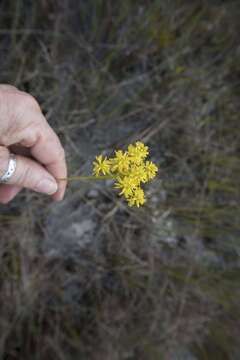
{"left": 0, "top": 154, "right": 17, "bottom": 184}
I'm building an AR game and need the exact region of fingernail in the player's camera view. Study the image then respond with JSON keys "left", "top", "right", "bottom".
{"left": 52, "top": 183, "right": 65, "bottom": 202}
{"left": 35, "top": 178, "right": 58, "bottom": 195}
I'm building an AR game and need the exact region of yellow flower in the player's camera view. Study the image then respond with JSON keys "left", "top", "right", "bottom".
{"left": 114, "top": 176, "right": 137, "bottom": 198}
{"left": 110, "top": 150, "right": 130, "bottom": 173}
{"left": 128, "top": 187, "right": 146, "bottom": 207}
{"left": 135, "top": 141, "right": 149, "bottom": 158}
{"left": 93, "top": 155, "right": 111, "bottom": 176}
{"left": 90, "top": 141, "right": 158, "bottom": 207}
{"left": 129, "top": 163, "right": 148, "bottom": 184}
{"left": 127, "top": 141, "right": 149, "bottom": 163}
{"left": 145, "top": 161, "right": 158, "bottom": 180}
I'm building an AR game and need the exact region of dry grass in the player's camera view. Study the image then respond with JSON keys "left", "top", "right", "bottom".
{"left": 0, "top": 1, "right": 240, "bottom": 359}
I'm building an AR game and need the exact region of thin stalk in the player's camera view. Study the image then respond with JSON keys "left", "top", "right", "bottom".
{"left": 58, "top": 175, "right": 114, "bottom": 182}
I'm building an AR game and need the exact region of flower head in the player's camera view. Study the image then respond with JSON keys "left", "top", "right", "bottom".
{"left": 93, "top": 155, "right": 111, "bottom": 176}
{"left": 127, "top": 141, "right": 149, "bottom": 163}
{"left": 145, "top": 161, "right": 158, "bottom": 180}
{"left": 114, "top": 176, "right": 137, "bottom": 198}
{"left": 110, "top": 150, "right": 130, "bottom": 174}
{"left": 92, "top": 141, "right": 158, "bottom": 207}
{"left": 127, "top": 187, "right": 146, "bottom": 207}
{"left": 129, "top": 163, "right": 148, "bottom": 184}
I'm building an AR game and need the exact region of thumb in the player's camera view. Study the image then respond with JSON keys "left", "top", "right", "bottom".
{"left": 0, "top": 146, "right": 58, "bottom": 195}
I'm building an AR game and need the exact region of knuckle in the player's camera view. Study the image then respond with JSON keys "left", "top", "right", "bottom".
{"left": 0, "top": 84, "right": 18, "bottom": 92}
{"left": 7, "top": 93, "right": 40, "bottom": 123}
{"left": 0, "top": 89, "right": 41, "bottom": 146}
{"left": 18, "top": 92, "right": 40, "bottom": 111}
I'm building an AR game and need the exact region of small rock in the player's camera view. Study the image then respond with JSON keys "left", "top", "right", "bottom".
{"left": 87, "top": 189, "right": 99, "bottom": 198}
{"left": 71, "top": 220, "right": 95, "bottom": 238}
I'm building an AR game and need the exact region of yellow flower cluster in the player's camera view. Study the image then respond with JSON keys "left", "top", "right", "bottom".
{"left": 92, "top": 141, "right": 158, "bottom": 207}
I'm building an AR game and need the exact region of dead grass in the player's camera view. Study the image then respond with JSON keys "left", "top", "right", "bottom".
{"left": 0, "top": 0, "right": 240, "bottom": 359}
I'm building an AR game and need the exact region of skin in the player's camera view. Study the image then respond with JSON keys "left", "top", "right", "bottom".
{"left": 0, "top": 84, "right": 67, "bottom": 204}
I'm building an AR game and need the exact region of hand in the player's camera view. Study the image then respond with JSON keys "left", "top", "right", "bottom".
{"left": 0, "top": 85, "right": 67, "bottom": 203}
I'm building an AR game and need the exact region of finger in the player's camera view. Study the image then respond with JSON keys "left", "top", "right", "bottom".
{"left": 0, "top": 93, "right": 67, "bottom": 201}
{"left": 0, "top": 146, "right": 58, "bottom": 195}
{"left": 29, "top": 119, "right": 67, "bottom": 201}
{"left": 0, "top": 184, "right": 22, "bottom": 204}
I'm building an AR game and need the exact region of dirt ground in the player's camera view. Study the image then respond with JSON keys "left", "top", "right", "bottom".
{"left": 0, "top": 1, "right": 240, "bottom": 359}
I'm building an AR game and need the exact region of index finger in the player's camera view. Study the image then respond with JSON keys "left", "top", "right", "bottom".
{"left": 29, "top": 115, "right": 67, "bottom": 201}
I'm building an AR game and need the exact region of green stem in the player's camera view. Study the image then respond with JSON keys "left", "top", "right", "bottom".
{"left": 58, "top": 175, "right": 114, "bottom": 182}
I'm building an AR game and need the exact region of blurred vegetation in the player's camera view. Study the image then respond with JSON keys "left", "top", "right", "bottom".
{"left": 0, "top": 0, "right": 240, "bottom": 359}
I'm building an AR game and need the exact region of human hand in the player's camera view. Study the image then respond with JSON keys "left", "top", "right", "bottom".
{"left": 0, "top": 85, "right": 67, "bottom": 203}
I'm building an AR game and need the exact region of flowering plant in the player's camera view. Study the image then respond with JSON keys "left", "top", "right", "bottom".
{"left": 64, "top": 142, "right": 158, "bottom": 207}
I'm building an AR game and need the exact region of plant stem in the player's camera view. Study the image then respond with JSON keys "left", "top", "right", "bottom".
{"left": 58, "top": 175, "right": 114, "bottom": 182}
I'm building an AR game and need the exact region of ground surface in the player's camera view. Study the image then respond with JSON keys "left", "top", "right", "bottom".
{"left": 0, "top": 1, "right": 240, "bottom": 359}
